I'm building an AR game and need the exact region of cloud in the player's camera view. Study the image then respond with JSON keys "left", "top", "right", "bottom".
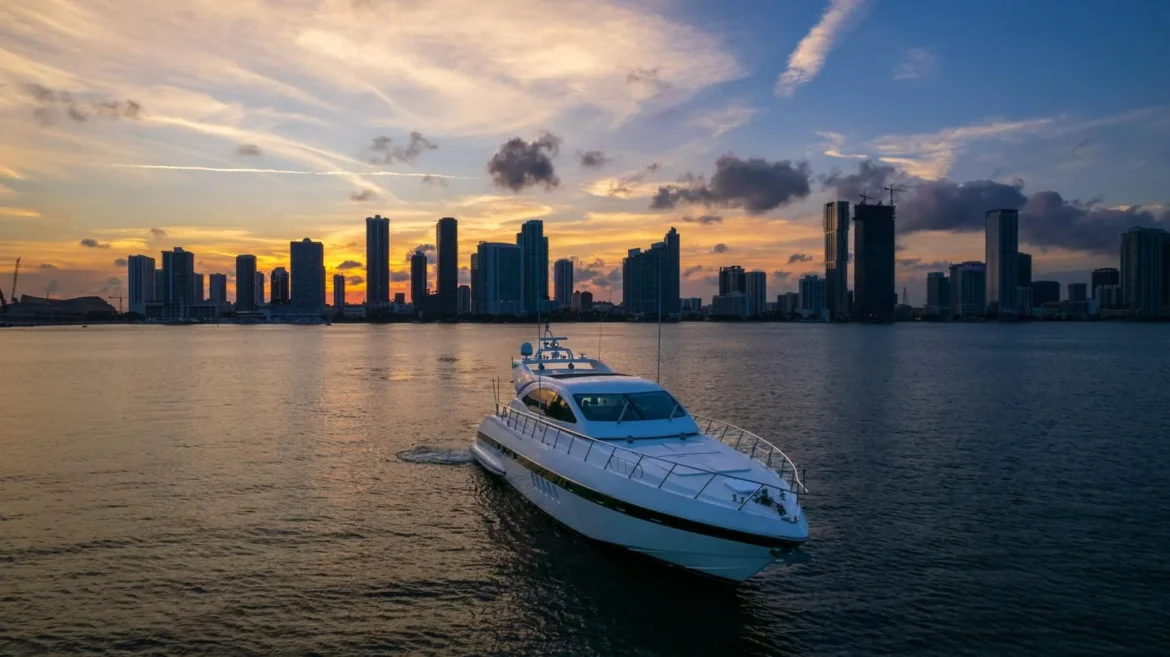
{"left": 337, "top": 260, "right": 363, "bottom": 270}
{"left": 700, "top": 275, "right": 719, "bottom": 287}
{"left": 898, "top": 178, "right": 1029, "bottom": 233}
{"left": 711, "top": 243, "right": 729, "bottom": 254}
{"left": 787, "top": 253, "right": 813, "bottom": 264}
{"left": 368, "top": 131, "right": 438, "bottom": 165}
{"left": 688, "top": 101, "right": 758, "bottom": 137}
{"left": 106, "top": 276, "right": 122, "bottom": 287}
{"left": 1019, "top": 192, "right": 1170, "bottom": 255}
{"left": 683, "top": 264, "right": 706, "bottom": 278}
{"left": 681, "top": 214, "right": 723, "bottom": 225}
{"left": 650, "top": 155, "right": 812, "bottom": 214}
{"left": 44, "top": 279, "right": 60, "bottom": 296}
{"left": 40, "top": 263, "right": 58, "bottom": 269}
{"left": 821, "top": 159, "right": 906, "bottom": 201}
{"left": 421, "top": 174, "right": 449, "bottom": 188}
{"left": 23, "top": 84, "right": 144, "bottom": 124}
{"left": 113, "top": 258, "right": 127, "bottom": 267}
{"left": 578, "top": 150, "right": 612, "bottom": 169}
{"left": 817, "top": 131, "right": 869, "bottom": 160}
{"left": 870, "top": 117, "right": 1053, "bottom": 179}
{"left": 574, "top": 258, "right": 621, "bottom": 288}
{"left": 236, "top": 144, "right": 263, "bottom": 156}
{"left": 626, "top": 67, "right": 671, "bottom": 94}
{"left": 80, "top": 238, "right": 111, "bottom": 249}
{"left": 775, "top": 0, "right": 869, "bottom": 97}
{"left": 606, "top": 162, "right": 660, "bottom": 198}
{"left": 346, "top": 275, "right": 364, "bottom": 285}
{"left": 350, "top": 189, "right": 378, "bottom": 202}
{"left": 0, "top": 208, "right": 40, "bottom": 219}
{"left": 390, "top": 271, "right": 411, "bottom": 282}
{"left": 404, "top": 244, "right": 436, "bottom": 262}
{"left": 772, "top": 270, "right": 792, "bottom": 280}
{"left": 109, "top": 164, "right": 466, "bottom": 180}
{"left": 150, "top": 228, "right": 168, "bottom": 239}
{"left": 897, "top": 258, "right": 951, "bottom": 271}
{"left": 893, "top": 48, "right": 938, "bottom": 81}
{"left": 488, "top": 132, "right": 562, "bottom": 192}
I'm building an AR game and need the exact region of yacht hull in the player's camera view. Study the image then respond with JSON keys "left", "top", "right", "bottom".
{"left": 472, "top": 420, "right": 799, "bottom": 582}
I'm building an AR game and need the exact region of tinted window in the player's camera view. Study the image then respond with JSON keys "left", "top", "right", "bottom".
{"left": 521, "top": 388, "right": 577, "bottom": 424}
{"left": 627, "top": 391, "right": 683, "bottom": 420}
{"left": 573, "top": 392, "right": 685, "bottom": 422}
{"left": 573, "top": 394, "right": 627, "bottom": 421}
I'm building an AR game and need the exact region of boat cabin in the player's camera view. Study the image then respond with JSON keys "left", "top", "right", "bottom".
{"left": 510, "top": 375, "right": 701, "bottom": 441}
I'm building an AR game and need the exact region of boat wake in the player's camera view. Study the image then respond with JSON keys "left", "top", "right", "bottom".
{"left": 396, "top": 446, "right": 474, "bottom": 465}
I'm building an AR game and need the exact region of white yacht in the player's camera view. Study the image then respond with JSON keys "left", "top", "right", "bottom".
{"left": 471, "top": 330, "right": 808, "bottom": 582}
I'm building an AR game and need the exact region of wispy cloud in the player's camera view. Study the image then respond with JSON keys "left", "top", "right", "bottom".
{"left": 0, "top": 207, "right": 40, "bottom": 219}
{"left": 817, "top": 131, "right": 868, "bottom": 159}
{"left": 107, "top": 164, "right": 470, "bottom": 179}
{"left": 893, "top": 48, "right": 938, "bottom": 81}
{"left": 687, "top": 101, "right": 758, "bottom": 137}
{"left": 870, "top": 117, "right": 1053, "bottom": 179}
{"left": 775, "top": 0, "right": 869, "bottom": 98}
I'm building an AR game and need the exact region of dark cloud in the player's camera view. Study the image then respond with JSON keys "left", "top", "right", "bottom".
{"left": 237, "top": 144, "right": 262, "bottom": 156}
{"left": 488, "top": 132, "right": 562, "bottom": 192}
{"left": 574, "top": 258, "right": 620, "bottom": 288}
{"left": 682, "top": 214, "right": 723, "bottom": 225}
{"left": 350, "top": 189, "right": 378, "bottom": 202}
{"left": 149, "top": 228, "right": 167, "bottom": 239}
{"left": 404, "top": 244, "right": 436, "bottom": 263}
{"left": 44, "top": 279, "right": 60, "bottom": 296}
{"left": 607, "top": 162, "right": 660, "bottom": 197}
{"left": 579, "top": 150, "right": 612, "bottom": 169}
{"left": 458, "top": 266, "right": 470, "bottom": 285}
{"left": 346, "top": 276, "right": 364, "bottom": 286}
{"left": 626, "top": 67, "right": 671, "bottom": 94}
{"left": 772, "top": 270, "right": 792, "bottom": 280}
{"left": 1019, "top": 192, "right": 1170, "bottom": 255}
{"left": 683, "top": 264, "right": 705, "bottom": 278}
{"left": 39, "top": 263, "right": 58, "bottom": 269}
{"left": 787, "top": 253, "right": 813, "bottom": 264}
{"left": 390, "top": 271, "right": 411, "bottom": 282}
{"left": 700, "top": 275, "right": 719, "bottom": 287}
{"left": 368, "top": 131, "right": 438, "bottom": 165}
{"left": 113, "top": 258, "right": 127, "bottom": 267}
{"left": 821, "top": 160, "right": 906, "bottom": 202}
{"left": 80, "top": 238, "right": 110, "bottom": 249}
{"left": 898, "top": 179, "right": 1028, "bottom": 233}
{"left": 421, "top": 174, "right": 448, "bottom": 188}
{"left": 105, "top": 276, "right": 121, "bottom": 287}
{"left": 650, "top": 155, "right": 812, "bottom": 214}
{"left": 711, "top": 243, "right": 729, "bottom": 254}
{"left": 23, "top": 84, "right": 143, "bottom": 124}
{"left": 337, "top": 260, "right": 363, "bottom": 270}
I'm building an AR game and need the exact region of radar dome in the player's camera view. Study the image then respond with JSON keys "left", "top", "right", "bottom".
{"left": 520, "top": 342, "right": 534, "bottom": 356}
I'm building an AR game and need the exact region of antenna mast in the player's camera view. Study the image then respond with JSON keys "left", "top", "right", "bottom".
{"left": 884, "top": 185, "right": 906, "bottom": 206}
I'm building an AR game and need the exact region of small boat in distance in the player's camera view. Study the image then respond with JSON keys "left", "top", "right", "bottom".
{"left": 471, "top": 327, "right": 808, "bottom": 582}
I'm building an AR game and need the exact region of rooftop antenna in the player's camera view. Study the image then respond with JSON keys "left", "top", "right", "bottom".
{"left": 884, "top": 185, "right": 906, "bottom": 206}
{"left": 858, "top": 193, "right": 871, "bottom": 205}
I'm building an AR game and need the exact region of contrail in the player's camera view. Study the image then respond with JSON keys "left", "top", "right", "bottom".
{"left": 109, "top": 164, "right": 471, "bottom": 179}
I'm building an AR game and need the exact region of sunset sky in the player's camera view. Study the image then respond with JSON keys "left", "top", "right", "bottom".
{"left": 2, "top": 0, "right": 1168, "bottom": 306}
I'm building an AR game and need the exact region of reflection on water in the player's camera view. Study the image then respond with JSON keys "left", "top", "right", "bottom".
{"left": 1, "top": 322, "right": 1168, "bottom": 655}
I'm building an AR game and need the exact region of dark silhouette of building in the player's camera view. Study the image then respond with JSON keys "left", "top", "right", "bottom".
{"left": 853, "top": 202, "right": 896, "bottom": 322}
{"left": 127, "top": 255, "right": 155, "bottom": 315}
{"left": 209, "top": 273, "right": 227, "bottom": 305}
{"left": 1091, "top": 267, "right": 1119, "bottom": 297}
{"left": 161, "top": 247, "right": 195, "bottom": 318}
{"left": 622, "top": 227, "right": 680, "bottom": 317}
{"left": 950, "top": 262, "right": 986, "bottom": 318}
{"left": 554, "top": 258, "right": 573, "bottom": 309}
{"left": 1031, "top": 280, "right": 1060, "bottom": 307}
{"left": 394, "top": 293, "right": 405, "bottom": 305}
{"left": 152, "top": 269, "right": 165, "bottom": 303}
{"left": 469, "top": 253, "right": 479, "bottom": 314}
{"left": 823, "top": 201, "right": 850, "bottom": 318}
{"left": 1121, "top": 227, "right": 1167, "bottom": 317}
{"left": 517, "top": 219, "right": 548, "bottom": 313}
{"left": 366, "top": 215, "right": 390, "bottom": 305}
{"left": 1068, "top": 282, "right": 1088, "bottom": 302}
{"left": 985, "top": 209, "right": 1019, "bottom": 315}
{"left": 580, "top": 290, "right": 593, "bottom": 311}
{"left": 457, "top": 284, "right": 471, "bottom": 314}
{"left": 235, "top": 255, "right": 257, "bottom": 311}
{"left": 1018, "top": 252, "right": 1033, "bottom": 287}
{"left": 926, "top": 271, "right": 950, "bottom": 317}
{"left": 290, "top": 238, "right": 325, "bottom": 311}
{"left": 270, "top": 267, "right": 290, "bottom": 304}
{"left": 474, "top": 242, "right": 522, "bottom": 314}
{"left": 718, "top": 265, "right": 746, "bottom": 295}
{"left": 333, "top": 274, "right": 346, "bottom": 311}
{"left": 192, "top": 273, "right": 204, "bottom": 303}
{"left": 410, "top": 250, "right": 428, "bottom": 304}
{"left": 436, "top": 217, "right": 458, "bottom": 315}
{"left": 255, "top": 272, "right": 265, "bottom": 305}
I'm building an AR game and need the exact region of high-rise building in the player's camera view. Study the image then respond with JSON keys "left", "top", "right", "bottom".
{"left": 1018, "top": 252, "right": 1033, "bottom": 288}
{"left": 1121, "top": 227, "right": 1167, "bottom": 317}
{"left": 823, "top": 201, "right": 850, "bottom": 318}
{"left": 410, "top": 250, "right": 428, "bottom": 304}
{"left": 925, "top": 271, "right": 951, "bottom": 317}
{"left": 270, "top": 267, "right": 290, "bottom": 304}
{"left": 152, "top": 270, "right": 165, "bottom": 303}
{"left": 366, "top": 214, "right": 390, "bottom": 305}
{"left": 1091, "top": 267, "right": 1120, "bottom": 297}
{"left": 745, "top": 270, "right": 767, "bottom": 317}
{"left": 554, "top": 258, "right": 573, "bottom": 309}
{"left": 191, "top": 273, "right": 204, "bottom": 303}
{"left": 290, "top": 238, "right": 325, "bottom": 311}
{"left": 985, "top": 209, "right": 1019, "bottom": 316}
{"left": 235, "top": 255, "right": 257, "bottom": 311}
{"left": 622, "top": 228, "right": 680, "bottom": 317}
{"left": 436, "top": 217, "right": 458, "bottom": 315}
{"left": 950, "top": 261, "right": 986, "bottom": 318}
{"left": 517, "top": 219, "right": 548, "bottom": 313}
{"left": 798, "top": 274, "right": 827, "bottom": 318}
{"left": 853, "top": 202, "right": 896, "bottom": 322}
{"left": 718, "top": 266, "right": 746, "bottom": 295}
{"left": 209, "top": 273, "right": 227, "bottom": 305}
{"left": 333, "top": 274, "right": 346, "bottom": 310}
{"left": 161, "top": 247, "right": 195, "bottom": 318}
{"left": 127, "top": 255, "right": 155, "bottom": 316}
{"left": 710, "top": 293, "right": 747, "bottom": 318}
{"left": 254, "top": 271, "right": 265, "bottom": 306}
{"left": 394, "top": 293, "right": 405, "bottom": 305}
{"left": 469, "top": 253, "right": 479, "bottom": 314}
{"left": 1068, "top": 282, "right": 1088, "bottom": 302}
{"left": 1031, "top": 280, "right": 1060, "bottom": 307}
{"left": 1096, "top": 284, "right": 1122, "bottom": 309}
{"left": 457, "top": 284, "right": 471, "bottom": 314}
{"left": 580, "top": 291, "right": 593, "bottom": 311}
{"left": 777, "top": 292, "right": 800, "bottom": 317}
{"left": 475, "top": 242, "right": 523, "bottom": 315}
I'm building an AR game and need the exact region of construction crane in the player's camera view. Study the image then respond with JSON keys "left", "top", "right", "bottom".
{"left": 859, "top": 193, "right": 872, "bottom": 205}
{"left": 884, "top": 185, "right": 906, "bottom": 206}
{"left": 10, "top": 257, "right": 20, "bottom": 304}
{"left": 108, "top": 294, "right": 124, "bottom": 313}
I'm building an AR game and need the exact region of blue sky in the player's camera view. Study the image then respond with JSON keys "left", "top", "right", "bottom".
{"left": 1, "top": 0, "right": 1167, "bottom": 304}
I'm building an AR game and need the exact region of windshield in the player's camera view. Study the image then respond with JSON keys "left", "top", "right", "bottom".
{"left": 573, "top": 391, "right": 686, "bottom": 422}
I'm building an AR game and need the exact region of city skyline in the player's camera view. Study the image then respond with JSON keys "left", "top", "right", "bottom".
{"left": 2, "top": 1, "right": 1169, "bottom": 307}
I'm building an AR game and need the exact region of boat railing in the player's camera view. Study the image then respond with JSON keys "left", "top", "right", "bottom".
{"left": 689, "top": 414, "right": 807, "bottom": 496}
{"left": 494, "top": 403, "right": 803, "bottom": 521}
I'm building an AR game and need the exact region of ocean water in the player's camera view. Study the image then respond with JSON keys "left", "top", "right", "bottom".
{"left": 2, "top": 322, "right": 1168, "bottom": 656}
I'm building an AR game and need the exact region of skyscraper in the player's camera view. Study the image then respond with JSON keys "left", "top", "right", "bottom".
{"left": 436, "top": 217, "right": 458, "bottom": 315}
{"left": 622, "top": 228, "right": 680, "bottom": 317}
{"left": 161, "top": 247, "right": 194, "bottom": 318}
{"left": 745, "top": 270, "right": 767, "bottom": 317}
{"left": 517, "top": 219, "right": 548, "bottom": 313}
{"left": 1121, "top": 227, "right": 1167, "bottom": 317}
{"left": 1031, "top": 280, "right": 1060, "bottom": 307}
{"left": 235, "top": 255, "right": 257, "bottom": 311}
{"left": 926, "top": 271, "right": 951, "bottom": 317}
{"left": 554, "top": 258, "right": 573, "bottom": 309}
{"left": 290, "top": 238, "right": 325, "bottom": 311}
{"left": 127, "top": 255, "right": 155, "bottom": 316}
{"left": 985, "top": 209, "right": 1019, "bottom": 316}
{"left": 333, "top": 274, "right": 346, "bottom": 310}
{"left": 1018, "top": 252, "right": 1033, "bottom": 287}
{"left": 718, "top": 265, "right": 746, "bottom": 295}
{"left": 469, "top": 253, "right": 479, "bottom": 314}
{"left": 152, "top": 270, "right": 165, "bottom": 303}
{"left": 209, "top": 273, "right": 227, "bottom": 305}
{"left": 475, "top": 242, "right": 523, "bottom": 315}
{"left": 271, "top": 267, "right": 289, "bottom": 304}
{"left": 853, "top": 202, "right": 896, "bottom": 322}
{"left": 823, "top": 201, "right": 850, "bottom": 318}
{"left": 410, "top": 250, "right": 428, "bottom": 304}
{"left": 191, "top": 273, "right": 204, "bottom": 303}
{"left": 254, "top": 271, "right": 265, "bottom": 306}
{"left": 366, "top": 214, "right": 390, "bottom": 305}
{"left": 1068, "top": 283, "right": 1088, "bottom": 302}
{"left": 457, "top": 284, "right": 471, "bottom": 314}
{"left": 1091, "top": 267, "right": 1119, "bottom": 297}
{"left": 798, "top": 274, "right": 827, "bottom": 318}
{"left": 950, "top": 261, "right": 987, "bottom": 318}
